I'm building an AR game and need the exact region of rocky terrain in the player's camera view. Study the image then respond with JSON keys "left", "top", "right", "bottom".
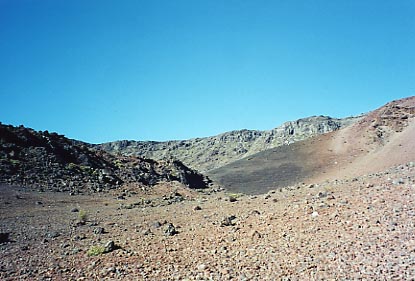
{"left": 0, "top": 123, "right": 210, "bottom": 193}
{"left": 1, "top": 162, "right": 415, "bottom": 280}
{"left": 97, "top": 115, "right": 360, "bottom": 172}
{"left": 210, "top": 97, "right": 415, "bottom": 194}
{"left": 1, "top": 96, "right": 415, "bottom": 280}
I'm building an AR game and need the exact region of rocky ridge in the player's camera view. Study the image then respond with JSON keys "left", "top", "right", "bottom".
{"left": 97, "top": 115, "right": 361, "bottom": 172}
{"left": 0, "top": 123, "right": 210, "bottom": 193}
{"left": 209, "top": 96, "right": 415, "bottom": 194}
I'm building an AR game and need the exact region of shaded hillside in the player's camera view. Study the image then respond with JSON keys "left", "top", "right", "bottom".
{"left": 209, "top": 96, "right": 415, "bottom": 194}
{"left": 0, "top": 123, "right": 210, "bottom": 193}
{"left": 97, "top": 115, "right": 360, "bottom": 172}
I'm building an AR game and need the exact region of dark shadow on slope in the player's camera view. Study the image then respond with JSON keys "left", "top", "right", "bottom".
{"left": 207, "top": 140, "right": 322, "bottom": 195}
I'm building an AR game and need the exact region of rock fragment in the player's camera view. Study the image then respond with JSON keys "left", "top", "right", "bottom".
{"left": 164, "top": 223, "right": 178, "bottom": 236}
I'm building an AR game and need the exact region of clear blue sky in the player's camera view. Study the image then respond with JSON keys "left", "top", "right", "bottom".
{"left": 0, "top": 0, "right": 414, "bottom": 143}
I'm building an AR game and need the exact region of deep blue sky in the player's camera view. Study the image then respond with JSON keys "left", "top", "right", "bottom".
{"left": 0, "top": 0, "right": 414, "bottom": 143}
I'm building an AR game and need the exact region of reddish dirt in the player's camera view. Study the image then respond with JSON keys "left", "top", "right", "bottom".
{"left": 1, "top": 162, "right": 415, "bottom": 280}
{"left": 210, "top": 96, "right": 415, "bottom": 194}
{"left": 311, "top": 96, "right": 415, "bottom": 183}
{"left": 2, "top": 97, "right": 415, "bottom": 280}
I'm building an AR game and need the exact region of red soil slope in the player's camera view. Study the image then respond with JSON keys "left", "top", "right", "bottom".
{"left": 210, "top": 96, "right": 415, "bottom": 193}
{"left": 312, "top": 96, "right": 415, "bottom": 183}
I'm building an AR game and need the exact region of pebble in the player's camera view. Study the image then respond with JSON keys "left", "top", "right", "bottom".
{"left": 164, "top": 223, "right": 178, "bottom": 236}
{"left": 104, "top": 241, "right": 116, "bottom": 253}
{"left": 45, "top": 231, "right": 60, "bottom": 239}
{"left": 229, "top": 197, "right": 238, "bottom": 202}
{"left": 0, "top": 232, "right": 10, "bottom": 243}
{"left": 93, "top": 227, "right": 105, "bottom": 235}
{"left": 142, "top": 229, "right": 152, "bottom": 236}
{"left": 221, "top": 215, "right": 236, "bottom": 227}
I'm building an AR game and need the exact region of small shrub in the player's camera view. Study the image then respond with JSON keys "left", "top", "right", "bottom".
{"left": 227, "top": 193, "right": 243, "bottom": 202}
{"left": 227, "top": 193, "right": 243, "bottom": 198}
{"left": 67, "top": 163, "right": 78, "bottom": 170}
{"left": 79, "top": 165, "right": 93, "bottom": 174}
{"left": 10, "top": 159, "right": 20, "bottom": 165}
{"left": 87, "top": 245, "right": 105, "bottom": 256}
{"left": 78, "top": 210, "right": 88, "bottom": 223}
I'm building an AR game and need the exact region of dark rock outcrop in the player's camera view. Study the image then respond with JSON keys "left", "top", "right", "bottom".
{"left": 0, "top": 123, "right": 210, "bottom": 192}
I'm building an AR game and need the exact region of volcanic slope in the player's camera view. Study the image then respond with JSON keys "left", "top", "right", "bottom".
{"left": 97, "top": 115, "right": 360, "bottom": 172}
{"left": 0, "top": 123, "right": 210, "bottom": 193}
{"left": 209, "top": 96, "right": 415, "bottom": 194}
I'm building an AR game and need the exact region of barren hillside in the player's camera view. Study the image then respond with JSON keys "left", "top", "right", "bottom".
{"left": 209, "top": 96, "right": 415, "bottom": 194}
{"left": 1, "top": 97, "right": 415, "bottom": 280}
{"left": 97, "top": 116, "right": 360, "bottom": 172}
{"left": 0, "top": 124, "right": 210, "bottom": 192}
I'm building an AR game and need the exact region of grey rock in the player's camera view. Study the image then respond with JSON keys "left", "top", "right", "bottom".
{"left": 96, "top": 116, "right": 361, "bottom": 172}
{"left": 104, "top": 240, "right": 117, "bottom": 253}
{"left": 142, "top": 229, "right": 152, "bottom": 236}
{"left": 164, "top": 223, "right": 178, "bottom": 236}
{"left": 152, "top": 221, "right": 162, "bottom": 228}
{"left": 45, "top": 231, "right": 60, "bottom": 239}
{"left": 93, "top": 227, "right": 105, "bottom": 235}
{"left": 221, "top": 215, "right": 236, "bottom": 227}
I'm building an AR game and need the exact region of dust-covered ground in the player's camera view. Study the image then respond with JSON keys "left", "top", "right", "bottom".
{"left": 1, "top": 162, "right": 415, "bottom": 280}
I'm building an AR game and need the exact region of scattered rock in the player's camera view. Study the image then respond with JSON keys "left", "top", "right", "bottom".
{"left": 164, "top": 223, "right": 178, "bottom": 236}
{"left": 152, "top": 221, "right": 162, "bottom": 228}
{"left": 93, "top": 227, "right": 105, "bottom": 235}
{"left": 45, "top": 231, "right": 60, "bottom": 239}
{"left": 71, "top": 208, "right": 79, "bottom": 213}
{"left": 251, "top": 230, "right": 262, "bottom": 239}
{"left": 142, "top": 229, "right": 152, "bottom": 236}
{"left": 249, "top": 210, "right": 261, "bottom": 216}
{"left": 229, "top": 196, "right": 237, "bottom": 202}
{"left": 311, "top": 211, "right": 319, "bottom": 218}
{"left": 0, "top": 232, "right": 10, "bottom": 243}
{"left": 72, "top": 234, "right": 86, "bottom": 241}
{"left": 317, "top": 192, "right": 327, "bottom": 198}
{"left": 104, "top": 241, "right": 117, "bottom": 253}
{"left": 221, "top": 215, "right": 236, "bottom": 227}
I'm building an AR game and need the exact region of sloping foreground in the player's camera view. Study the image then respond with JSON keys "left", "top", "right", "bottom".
{"left": 209, "top": 96, "right": 415, "bottom": 194}
{"left": 1, "top": 162, "right": 414, "bottom": 279}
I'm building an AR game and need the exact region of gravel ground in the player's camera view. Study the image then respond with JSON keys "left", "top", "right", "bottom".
{"left": 1, "top": 163, "right": 415, "bottom": 280}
